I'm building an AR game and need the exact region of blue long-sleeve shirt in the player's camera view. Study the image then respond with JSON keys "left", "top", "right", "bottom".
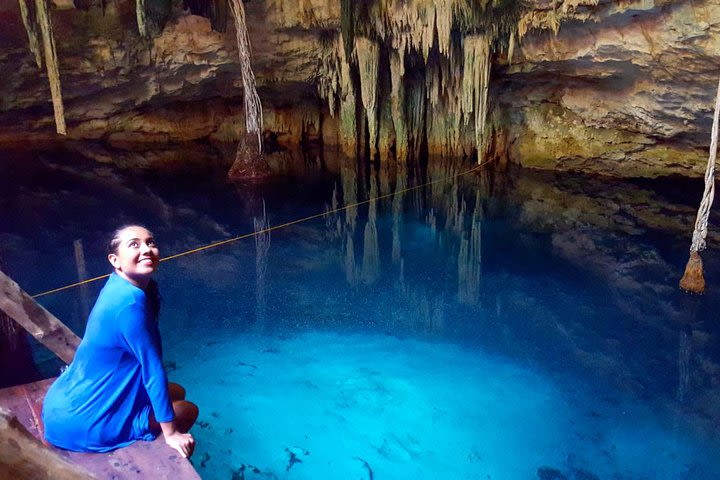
{"left": 43, "top": 273, "right": 175, "bottom": 452}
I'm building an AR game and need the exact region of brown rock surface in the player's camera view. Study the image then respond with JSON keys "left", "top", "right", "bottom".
{"left": 502, "top": 0, "right": 720, "bottom": 177}
{"left": 1, "top": 0, "right": 720, "bottom": 177}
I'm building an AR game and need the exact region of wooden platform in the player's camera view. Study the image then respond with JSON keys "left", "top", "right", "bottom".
{"left": 0, "top": 378, "right": 200, "bottom": 479}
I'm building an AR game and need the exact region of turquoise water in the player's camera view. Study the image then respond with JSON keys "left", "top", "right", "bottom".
{"left": 1, "top": 145, "right": 720, "bottom": 479}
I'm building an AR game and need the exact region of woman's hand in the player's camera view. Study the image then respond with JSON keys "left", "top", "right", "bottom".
{"left": 164, "top": 431, "right": 195, "bottom": 458}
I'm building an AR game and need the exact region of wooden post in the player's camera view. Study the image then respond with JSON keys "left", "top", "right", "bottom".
{"left": 0, "top": 408, "right": 95, "bottom": 479}
{"left": 0, "top": 269, "right": 79, "bottom": 365}
{"left": 73, "top": 239, "right": 90, "bottom": 320}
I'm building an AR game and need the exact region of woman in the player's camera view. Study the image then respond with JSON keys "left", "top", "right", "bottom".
{"left": 43, "top": 225, "right": 198, "bottom": 458}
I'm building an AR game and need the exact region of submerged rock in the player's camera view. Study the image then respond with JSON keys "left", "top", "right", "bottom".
{"left": 569, "top": 468, "right": 600, "bottom": 480}
{"left": 537, "top": 465, "right": 601, "bottom": 480}
{"left": 537, "top": 467, "right": 568, "bottom": 480}
{"left": 231, "top": 464, "right": 277, "bottom": 480}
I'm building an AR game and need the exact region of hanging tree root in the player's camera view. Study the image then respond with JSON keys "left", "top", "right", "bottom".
{"left": 228, "top": 132, "right": 270, "bottom": 180}
{"left": 679, "top": 250, "right": 705, "bottom": 294}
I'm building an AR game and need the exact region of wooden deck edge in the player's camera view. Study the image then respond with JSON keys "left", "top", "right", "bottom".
{"left": 0, "top": 379, "right": 201, "bottom": 480}
{"left": 0, "top": 407, "right": 96, "bottom": 479}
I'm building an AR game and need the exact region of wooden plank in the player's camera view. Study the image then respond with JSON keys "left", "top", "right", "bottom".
{"left": 19, "top": 378, "right": 54, "bottom": 441}
{"left": 0, "top": 268, "right": 80, "bottom": 364}
{"left": 64, "top": 440, "right": 200, "bottom": 479}
{"left": 0, "top": 379, "right": 201, "bottom": 480}
{"left": 0, "top": 384, "right": 34, "bottom": 434}
{"left": 0, "top": 407, "right": 96, "bottom": 479}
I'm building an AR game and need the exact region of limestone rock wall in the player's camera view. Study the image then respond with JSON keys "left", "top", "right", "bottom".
{"left": 0, "top": 0, "right": 326, "bottom": 145}
{"left": 503, "top": 0, "right": 720, "bottom": 178}
{"left": 1, "top": 0, "right": 720, "bottom": 178}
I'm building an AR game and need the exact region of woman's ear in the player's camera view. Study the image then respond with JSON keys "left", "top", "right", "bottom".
{"left": 108, "top": 253, "right": 119, "bottom": 269}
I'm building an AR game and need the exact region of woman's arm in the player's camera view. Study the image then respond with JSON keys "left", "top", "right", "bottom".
{"left": 118, "top": 302, "right": 195, "bottom": 456}
{"left": 117, "top": 302, "right": 174, "bottom": 420}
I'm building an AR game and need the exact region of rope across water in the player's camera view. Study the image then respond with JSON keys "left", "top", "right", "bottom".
{"left": 31, "top": 161, "right": 491, "bottom": 299}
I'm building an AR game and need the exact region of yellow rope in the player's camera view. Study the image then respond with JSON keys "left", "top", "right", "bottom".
{"left": 31, "top": 161, "right": 490, "bottom": 299}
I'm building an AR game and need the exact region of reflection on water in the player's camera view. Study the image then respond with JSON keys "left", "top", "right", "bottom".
{"left": 253, "top": 202, "right": 271, "bottom": 334}
{"left": 1, "top": 143, "right": 720, "bottom": 477}
{"left": 361, "top": 176, "right": 380, "bottom": 285}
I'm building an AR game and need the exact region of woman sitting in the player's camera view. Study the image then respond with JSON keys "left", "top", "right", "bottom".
{"left": 43, "top": 225, "right": 198, "bottom": 458}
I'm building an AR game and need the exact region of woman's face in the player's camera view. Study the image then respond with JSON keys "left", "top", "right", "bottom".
{"left": 108, "top": 226, "right": 160, "bottom": 287}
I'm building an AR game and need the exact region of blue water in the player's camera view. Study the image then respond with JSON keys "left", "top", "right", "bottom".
{"left": 2, "top": 144, "right": 720, "bottom": 479}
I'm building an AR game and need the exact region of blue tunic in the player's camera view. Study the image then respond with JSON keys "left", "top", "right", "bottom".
{"left": 42, "top": 273, "right": 175, "bottom": 452}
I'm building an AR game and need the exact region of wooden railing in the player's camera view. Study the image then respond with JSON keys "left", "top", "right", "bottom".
{"left": 0, "top": 269, "right": 79, "bottom": 365}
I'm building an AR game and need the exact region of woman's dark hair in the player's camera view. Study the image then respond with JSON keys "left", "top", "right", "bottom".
{"left": 107, "top": 224, "right": 152, "bottom": 255}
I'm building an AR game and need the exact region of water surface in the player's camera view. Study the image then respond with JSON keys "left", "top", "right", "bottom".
{"left": 1, "top": 144, "right": 719, "bottom": 479}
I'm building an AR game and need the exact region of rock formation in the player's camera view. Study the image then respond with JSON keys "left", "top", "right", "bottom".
{"left": 1, "top": 0, "right": 720, "bottom": 177}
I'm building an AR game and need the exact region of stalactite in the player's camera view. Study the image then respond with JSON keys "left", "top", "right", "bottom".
{"left": 426, "top": 56, "right": 441, "bottom": 110}
{"left": 507, "top": 29, "right": 516, "bottom": 65}
{"left": 266, "top": 0, "right": 339, "bottom": 29}
{"left": 338, "top": 34, "right": 357, "bottom": 155}
{"left": 370, "top": 0, "right": 446, "bottom": 64}
{"left": 354, "top": 37, "right": 380, "bottom": 158}
{"left": 462, "top": 34, "right": 491, "bottom": 162}
{"left": 518, "top": 0, "right": 598, "bottom": 38}
{"left": 18, "top": 0, "right": 42, "bottom": 68}
{"left": 34, "top": 0, "right": 66, "bottom": 135}
{"left": 317, "top": 0, "right": 530, "bottom": 160}
{"left": 425, "top": 38, "right": 468, "bottom": 156}
{"left": 340, "top": 0, "right": 356, "bottom": 59}
{"left": 378, "top": 90, "right": 396, "bottom": 160}
{"left": 318, "top": 35, "right": 342, "bottom": 116}
{"left": 561, "top": 0, "right": 600, "bottom": 14}
{"left": 136, "top": 0, "right": 148, "bottom": 38}
{"left": 405, "top": 66, "right": 426, "bottom": 158}
{"left": 434, "top": 0, "right": 452, "bottom": 56}
{"left": 389, "top": 51, "right": 409, "bottom": 161}
{"left": 361, "top": 175, "right": 380, "bottom": 284}
{"left": 229, "top": 0, "right": 264, "bottom": 151}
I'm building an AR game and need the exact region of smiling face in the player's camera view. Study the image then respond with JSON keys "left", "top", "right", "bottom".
{"left": 108, "top": 226, "right": 160, "bottom": 288}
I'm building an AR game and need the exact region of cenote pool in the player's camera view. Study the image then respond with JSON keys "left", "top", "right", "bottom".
{"left": 2, "top": 144, "right": 720, "bottom": 479}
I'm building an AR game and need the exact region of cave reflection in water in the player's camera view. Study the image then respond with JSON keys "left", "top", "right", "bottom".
{"left": 2, "top": 145, "right": 720, "bottom": 479}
